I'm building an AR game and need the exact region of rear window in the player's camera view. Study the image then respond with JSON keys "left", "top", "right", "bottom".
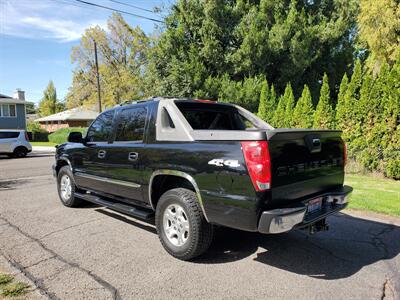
{"left": 0, "top": 132, "right": 20, "bottom": 139}
{"left": 175, "top": 102, "right": 259, "bottom": 130}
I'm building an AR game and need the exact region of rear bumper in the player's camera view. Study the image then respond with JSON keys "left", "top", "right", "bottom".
{"left": 258, "top": 185, "right": 352, "bottom": 234}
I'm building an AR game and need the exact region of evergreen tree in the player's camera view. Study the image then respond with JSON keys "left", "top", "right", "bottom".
{"left": 314, "top": 73, "right": 335, "bottom": 129}
{"left": 145, "top": 0, "right": 358, "bottom": 100}
{"left": 292, "top": 85, "right": 315, "bottom": 128}
{"left": 218, "top": 75, "right": 263, "bottom": 112}
{"left": 378, "top": 60, "right": 400, "bottom": 178}
{"left": 283, "top": 83, "right": 295, "bottom": 127}
{"left": 257, "top": 80, "right": 270, "bottom": 121}
{"left": 341, "top": 59, "right": 363, "bottom": 144}
{"left": 335, "top": 73, "right": 349, "bottom": 129}
{"left": 272, "top": 95, "right": 287, "bottom": 128}
{"left": 267, "top": 85, "right": 277, "bottom": 125}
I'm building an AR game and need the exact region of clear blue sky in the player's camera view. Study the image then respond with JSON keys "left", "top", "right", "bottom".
{"left": 0, "top": 0, "right": 169, "bottom": 104}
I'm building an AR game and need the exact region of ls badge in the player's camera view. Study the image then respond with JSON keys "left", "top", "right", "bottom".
{"left": 208, "top": 159, "right": 240, "bottom": 168}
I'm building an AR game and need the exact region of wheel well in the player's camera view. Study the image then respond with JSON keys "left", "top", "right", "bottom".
{"left": 55, "top": 160, "right": 70, "bottom": 175}
{"left": 150, "top": 175, "right": 195, "bottom": 209}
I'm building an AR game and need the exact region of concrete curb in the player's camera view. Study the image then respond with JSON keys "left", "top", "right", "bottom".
{"left": 32, "top": 146, "right": 56, "bottom": 153}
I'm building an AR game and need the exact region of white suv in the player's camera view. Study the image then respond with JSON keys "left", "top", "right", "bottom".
{"left": 0, "top": 130, "right": 32, "bottom": 158}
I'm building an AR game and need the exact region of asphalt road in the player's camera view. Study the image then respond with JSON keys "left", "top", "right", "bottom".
{"left": 0, "top": 153, "right": 399, "bottom": 300}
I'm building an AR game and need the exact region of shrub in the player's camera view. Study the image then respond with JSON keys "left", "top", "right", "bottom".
{"left": 27, "top": 120, "right": 46, "bottom": 133}
{"left": 48, "top": 127, "right": 87, "bottom": 144}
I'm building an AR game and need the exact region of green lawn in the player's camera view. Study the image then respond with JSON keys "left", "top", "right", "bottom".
{"left": 30, "top": 141, "right": 57, "bottom": 146}
{"left": 345, "top": 174, "right": 400, "bottom": 217}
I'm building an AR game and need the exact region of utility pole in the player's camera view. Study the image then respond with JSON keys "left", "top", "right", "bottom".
{"left": 94, "top": 41, "right": 102, "bottom": 113}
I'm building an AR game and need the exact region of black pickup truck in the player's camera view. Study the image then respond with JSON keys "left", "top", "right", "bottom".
{"left": 53, "top": 98, "right": 352, "bottom": 260}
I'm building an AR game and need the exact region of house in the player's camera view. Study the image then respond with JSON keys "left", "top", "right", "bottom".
{"left": 35, "top": 107, "right": 98, "bottom": 132}
{"left": 0, "top": 89, "right": 28, "bottom": 130}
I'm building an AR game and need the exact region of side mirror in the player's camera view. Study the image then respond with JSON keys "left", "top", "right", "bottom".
{"left": 68, "top": 132, "right": 84, "bottom": 143}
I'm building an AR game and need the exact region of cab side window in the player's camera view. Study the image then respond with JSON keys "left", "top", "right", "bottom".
{"left": 86, "top": 110, "right": 114, "bottom": 142}
{"left": 115, "top": 107, "right": 147, "bottom": 142}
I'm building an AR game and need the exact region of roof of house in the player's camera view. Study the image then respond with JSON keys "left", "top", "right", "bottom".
{"left": 0, "top": 93, "right": 27, "bottom": 104}
{"left": 35, "top": 107, "right": 99, "bottom": 122}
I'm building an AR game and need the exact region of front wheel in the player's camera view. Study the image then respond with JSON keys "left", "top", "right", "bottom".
{"left": 155, "top": 188, "right": 213, "bottom": 260}
{"left": 57, "top": 166, "right": 83, "bottom": 207}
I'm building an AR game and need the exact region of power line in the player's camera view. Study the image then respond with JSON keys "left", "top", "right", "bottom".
{"left": 75, "top": 0, "right": 164, "bottom": 23}
{"left": 108, "top": 0, "right": 155, "bottom": 14}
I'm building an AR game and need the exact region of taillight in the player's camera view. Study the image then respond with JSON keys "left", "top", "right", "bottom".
{"left": 343, "top": 142, "right": 347, "bottom": 166}
{"left": 241, "top": 141, "right": 271, "bottom": 191}
{"left": 24, "top": 131, "right": 29, "bottom": 141}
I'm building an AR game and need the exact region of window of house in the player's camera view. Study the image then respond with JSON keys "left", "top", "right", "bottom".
{"left": 115, "top": 107, "right": 147, "bottom": 142}
{"left": 0, "top": 104, "right": 16, "bottom": 117}
{"left": 86, "top": 110, "right": 114, "bottom": 142}
{"left": 9, "top": 105, "right": 16, "bottom": 117}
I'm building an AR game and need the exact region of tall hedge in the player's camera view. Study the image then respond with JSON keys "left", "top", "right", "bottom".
{"left": 313, "top": 73, "right": 335, "bottom": 129}
{"left": 292, "top": 85, "right": 314, "bottom": 128}
{"left": 283, "top": 83, "right": 295, "bottom": 127}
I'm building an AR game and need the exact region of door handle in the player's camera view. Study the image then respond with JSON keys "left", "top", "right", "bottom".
{"left": 98, "top": 150, "right": 106, "bottom": 159}
{"left": 128, "top": 152, "right": 139, "bottom": 161}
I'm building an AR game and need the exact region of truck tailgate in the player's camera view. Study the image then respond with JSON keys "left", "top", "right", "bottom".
{"left": 266, "top": 129, "right": 345, "bottom": 207}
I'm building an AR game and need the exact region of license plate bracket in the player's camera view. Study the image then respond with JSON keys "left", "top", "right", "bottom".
{"left": 307, "top": 197, "right": 323, "bottom": 213}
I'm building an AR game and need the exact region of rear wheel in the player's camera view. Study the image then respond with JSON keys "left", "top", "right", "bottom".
{"left": 155, "top": 188, "right": 213, "bottom": 260}
{"left": 13, "top": 147, "right": 28, "bottom": 158}
{"left": 57, "top": 166, "right": 83, "bottom": 207}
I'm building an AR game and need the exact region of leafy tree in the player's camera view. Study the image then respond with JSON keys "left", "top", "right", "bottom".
{"left": 27, "top": 120, "right": 45, "bottom": 133}
{"left": 38, "top": 81, "right": 62, "bottom": 117}
{"left": 358, "top": 0, "right": 400, "bottom": 73}
{"left": 25, "top": 102, "right": 36, "bottom": 114}
{"left": 67, "top": 13, "right": 149, "bottom": 109}
{"left": 292, "top": 85, "right": 314, "bottom": 128}
{"left": 314, "top": 74, "right": 335, "bottom": 129}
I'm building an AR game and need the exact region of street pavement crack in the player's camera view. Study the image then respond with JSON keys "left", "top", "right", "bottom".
{"left": 39, "top": 217, "right": 105, "bottom": 240}
{"left": 0, "top": 249, "right": 58, "bottom": 300}
{"left": 0, "top": 214, "right": 122, "bottom": 300}
{"left": 23, "top": 255, "right": 57, "bottom": 269}
{"left": 368, "top": 225, "right": 396, "bottom": 260}
{"left": 381, "top": 277, "right": 396, "bottom": 300}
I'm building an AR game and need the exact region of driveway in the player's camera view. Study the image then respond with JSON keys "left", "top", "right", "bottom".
{"left": 0, "top": 154, "right": 399, "bottom": 299}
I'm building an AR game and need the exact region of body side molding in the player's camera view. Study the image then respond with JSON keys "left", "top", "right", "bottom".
{"left": 75, "top": 172, "right": 141, "bottom": 188}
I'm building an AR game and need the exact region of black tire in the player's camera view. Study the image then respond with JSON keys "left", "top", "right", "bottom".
{"left": 13, "top": 147, "right": 28, "bottom": 158}
{"left": 155, "top": 188, "right": 213, "bottom": 260}
{"left": 57, "top": 166, "right": 83, "bottom": 207}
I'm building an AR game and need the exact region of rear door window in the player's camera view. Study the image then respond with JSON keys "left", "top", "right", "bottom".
{"left": 0, "top": 132, "right": 20, "bottom": 139}
{"left": 86, "top": 110, "right": 114, "bottom": 142}
{"left": 115, "top": 107, "right": 147, "bottom": 142}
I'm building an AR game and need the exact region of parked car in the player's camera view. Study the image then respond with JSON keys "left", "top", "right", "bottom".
{"left": 0, "top": 129, "right": 32, "bottom": 158}
{"left": 52, "top": 98, "right": 352, "bottom": 260}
